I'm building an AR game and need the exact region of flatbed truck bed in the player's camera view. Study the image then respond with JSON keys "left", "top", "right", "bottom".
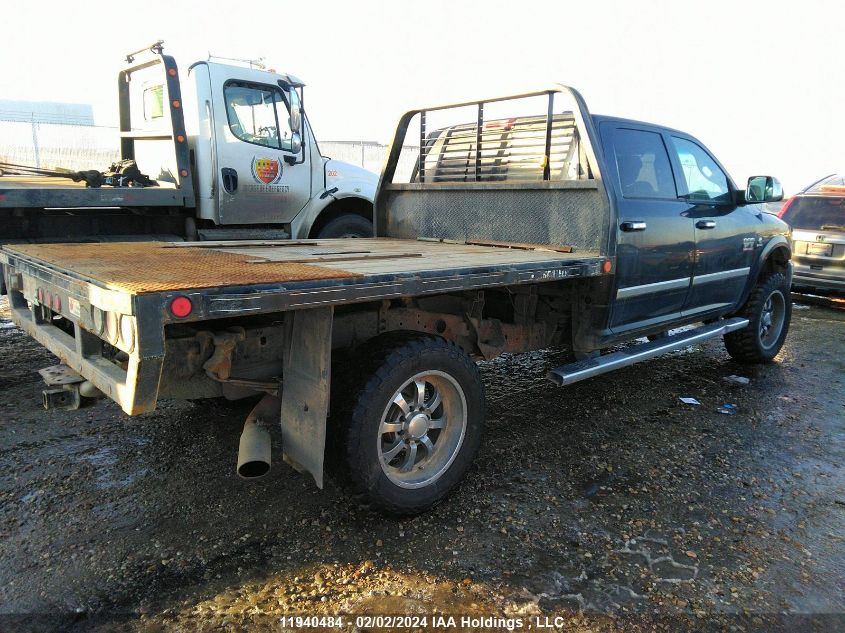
{"left": 0, "top": 236, "right": 606, "bottom": 449}
{"left": 0, "top": 174, "right": 185, "bottom": 208}
{"left": 3, "top": 237, "right": 603, "bottom": 305}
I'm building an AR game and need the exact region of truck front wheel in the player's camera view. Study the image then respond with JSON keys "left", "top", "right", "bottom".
{"left": 724, "top": 271, "right": 791, "bottom": 363}
{"left": 337, "top": 335, "right": 484, "bottom": 515}
{"left": 316, "top": 214, "right": 373, "bottom": 239}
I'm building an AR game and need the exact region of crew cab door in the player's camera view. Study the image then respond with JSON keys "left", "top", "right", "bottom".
{"left": 601, "top": 123, "right": 695, "bottom": 333}
{"left": 207, "top": 65, "right": 311, "bottom": 225}
{"left": 667, "top": 136, "right": 756, "bottom": 315}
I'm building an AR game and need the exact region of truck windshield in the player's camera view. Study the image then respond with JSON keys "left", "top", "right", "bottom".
{"left": 782, "top": 195, "right": 845, "bottom": 231}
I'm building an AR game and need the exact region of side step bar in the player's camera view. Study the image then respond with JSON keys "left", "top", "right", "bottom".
{"left": 548, "top": 317, "right": 750, "bottom": 386}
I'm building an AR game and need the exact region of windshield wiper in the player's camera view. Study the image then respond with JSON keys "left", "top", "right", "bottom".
{"left": 819, "top": 224, "right": 845, "bottom": 232}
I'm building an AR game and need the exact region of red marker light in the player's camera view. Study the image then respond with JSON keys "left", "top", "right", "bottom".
{"left": 169, "top": 296, "right": 192, "bottom": 318}
{"left": 53, "top": 295, "right": 62, "bottom": 312}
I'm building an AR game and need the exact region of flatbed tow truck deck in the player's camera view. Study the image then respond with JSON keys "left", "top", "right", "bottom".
{"left": 0, "top": 174, "right": 185, "bottom": 208}
{"left": 2, "top": 238, "right": 604, "bottom": 305}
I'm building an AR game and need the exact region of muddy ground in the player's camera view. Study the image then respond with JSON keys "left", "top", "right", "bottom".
{"left": 0, "top": 296, "right": 843, "bottom": 632}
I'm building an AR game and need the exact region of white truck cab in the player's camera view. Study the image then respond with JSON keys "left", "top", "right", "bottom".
{"left": 184, "top": 60, "right": 377, "bottom": 238}
{"left": 0, "top": 41, "right": 377, "bottom": 244}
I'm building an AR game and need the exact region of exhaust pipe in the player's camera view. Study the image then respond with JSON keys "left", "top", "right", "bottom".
{"left": 237, "top": 394, "right": 280, "bottom": 479}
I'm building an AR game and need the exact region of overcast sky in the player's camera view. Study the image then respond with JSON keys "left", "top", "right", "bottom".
{"left": 2, "top": 0, "right": 843, "bottom": 193}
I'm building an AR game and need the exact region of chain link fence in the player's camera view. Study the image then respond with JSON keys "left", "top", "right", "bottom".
{"left": 0, "top": 118, "right": 416, "bottom": 178}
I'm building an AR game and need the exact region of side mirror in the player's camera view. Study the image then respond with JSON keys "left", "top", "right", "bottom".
{"left": 290, "top": 132, "right": 302, "bottom": 154}
{"left": 745, "top": 175, "right": 783, "bottom": 203}
{"left": 288, "top": 87, "right": 302, "bottom": 136}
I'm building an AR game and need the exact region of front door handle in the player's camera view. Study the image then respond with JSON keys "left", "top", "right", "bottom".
{"left": 696, "top": 220, "right": 717, "bottom": 229}
{"left": 620, "top": 221, "right": 647, "bottom": 232}
{"left": 221, "top": 167, "right": 238, "bottom": 194}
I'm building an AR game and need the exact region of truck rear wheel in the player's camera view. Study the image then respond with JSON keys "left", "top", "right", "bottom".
{"left": 316, "top": 214, "right": 373, "bottom": 238}
{"left": 724, "top": 271, "right": 791, "bottom": 363}
{"left": 337, "top": 334, "right": 484, "bottom": 515}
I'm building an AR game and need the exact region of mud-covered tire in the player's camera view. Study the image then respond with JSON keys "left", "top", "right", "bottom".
{"left": 316, "top": 214, "right": 373, "bottom": 239}
{"left": 332, "top": 334, "right": 484, "bottom": 515}
{"left": 724, "top": 271, "right": 791, "bottom": 363}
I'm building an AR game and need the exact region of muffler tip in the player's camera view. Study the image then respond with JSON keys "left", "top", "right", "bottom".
{"left": 237, "top": 419, "right": 272, "bottom": 479}
{"left": 237, "top": 459, "right": 270, "bottom": 479}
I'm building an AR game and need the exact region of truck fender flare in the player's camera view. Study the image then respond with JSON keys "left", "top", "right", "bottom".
{"left": 290, "top": 181, "right": 376, "bottom": 239}
{"left": 756, "top": 235, "right": 792, "bottom": 277}
{"left": 737, "top": 235, "right": 792, "bottom": 308}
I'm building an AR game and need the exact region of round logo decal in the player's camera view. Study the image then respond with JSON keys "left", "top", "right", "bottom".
{"left": 251, "top": 157, "right": 283, "bottom": 185}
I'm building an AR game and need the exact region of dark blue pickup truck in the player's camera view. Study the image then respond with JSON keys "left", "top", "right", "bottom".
{"left": 0, "top": 85, "right": 792, "bottom": 514}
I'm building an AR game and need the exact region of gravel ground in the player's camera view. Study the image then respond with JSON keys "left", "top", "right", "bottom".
{"left": 0, "top": 296, "right": 843, "bottom": 632}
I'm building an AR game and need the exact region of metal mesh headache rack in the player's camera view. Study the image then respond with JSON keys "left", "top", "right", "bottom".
{"left": 408, "top": 90, "right": 594, "bottom": 184}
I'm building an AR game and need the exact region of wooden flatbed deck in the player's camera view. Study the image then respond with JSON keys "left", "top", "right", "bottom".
{"left": 2, "top": 238, "right": 607, "bottom": 318}
{"left": 5, "top": 238, "right": 602, "bottom": 294}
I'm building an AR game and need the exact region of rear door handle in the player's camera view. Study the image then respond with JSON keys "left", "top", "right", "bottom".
{"left": 620, "top": 221, "right": 647, "bottom": 232}
{"left": 221, "top": 167, "right": 238, "bottom": 194}
{"left": 696, "top": 220, "right": 717, "bottom": 229}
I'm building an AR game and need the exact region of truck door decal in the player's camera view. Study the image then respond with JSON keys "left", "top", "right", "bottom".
{"left": 251, "top": 157, "right": 282, "bottom": 184}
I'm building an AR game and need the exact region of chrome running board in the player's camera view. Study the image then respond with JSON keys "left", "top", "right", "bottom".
{"left": 548, "top": 317, "right": 749, "bottom": 386}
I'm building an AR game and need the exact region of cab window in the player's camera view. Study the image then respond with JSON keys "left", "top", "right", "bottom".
{"left": 143, "top": 84, "right": 164, "bottom": 120}
{"left": 223, "top": 82, "right": 294, "bottom": 151}
{"left": 612, "top": 129, "right": 677, "bottom": 199}
{"left": 671, "top": 137, "right": 730, "bottom": 203}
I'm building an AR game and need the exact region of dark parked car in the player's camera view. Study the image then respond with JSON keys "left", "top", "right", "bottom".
{"left": 780, "top": 174, "right": 845, "bottom": 294}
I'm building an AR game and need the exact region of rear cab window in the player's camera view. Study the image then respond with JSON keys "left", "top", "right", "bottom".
{"left": 416, "top": 113, "right": 592, "bottom": 183}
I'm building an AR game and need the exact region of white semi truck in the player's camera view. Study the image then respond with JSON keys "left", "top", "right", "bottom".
{"left": 0, "top": 41, "right": 377, "bottom": 250}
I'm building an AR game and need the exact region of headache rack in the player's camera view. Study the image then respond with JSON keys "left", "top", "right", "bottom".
{"left": 407, "top": 90, "right": 594, "bottom": 185}
{"left": 118, "top": 40, "right": 194, "bottom": 201}
{"left": 374, "top": 86, "right": 610, "bottom": 254}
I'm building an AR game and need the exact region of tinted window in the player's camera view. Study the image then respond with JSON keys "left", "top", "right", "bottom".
{"left": 671, "top": 137, "right": 730, "bottom": 203}
{"left": 223, "top": 82, "right": 294, "bottom": 150}
{"left": 612, "top": 129, "right": 677, "bottom": 199}
{"left": 782, "top": 196, "right": 845, "bottom": 231}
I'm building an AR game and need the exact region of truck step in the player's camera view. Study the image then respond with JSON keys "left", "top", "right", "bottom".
{"left": 197, "top": 228, "right": 291, "bottom": 241}
{"left": 548, "top": 317, "right": 750, "bottom": 386}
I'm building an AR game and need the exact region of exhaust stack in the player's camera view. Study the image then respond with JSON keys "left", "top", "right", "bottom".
{"left": 237, "top": 394, "right": 280, "bottom": 479}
